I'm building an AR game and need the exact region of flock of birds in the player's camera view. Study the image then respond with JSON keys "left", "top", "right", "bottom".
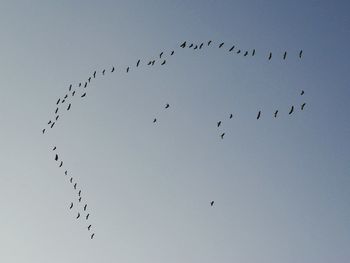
{"left": 42, "top": 40, "right": 305, "bottom": 239}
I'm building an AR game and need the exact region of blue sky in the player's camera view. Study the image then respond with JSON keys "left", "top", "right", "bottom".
{"left": 0, "top": 1, "right": 349, "bottom": 262}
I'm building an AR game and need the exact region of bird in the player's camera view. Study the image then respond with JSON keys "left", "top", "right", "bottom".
{"left": 74, "top": 183, "right": 77, "bottom": 190}
{"left": 257, "top": 111, "right": 261, "bottom": 119}
{"left": 210, "top": 201, "right": 214, "bottom": 207}
{"left": 301, "top": 103, "right": 306, "bottom": 110}
{"left": 84, "top": 82, "right": 87, "bottom": 88}
{"left": 243, "top": 51, "right": 248, "bottom": 56}
{"left": 165, "top": 103, "right": 170, "bottom": 109}
{"left": 53, "top": 146, "right": 56, "bottom": 151}
{"left": 93, "top": 71, "right": 96, "bottom": 78}
{"left": 219, "top": 42, "right": 224, "bottom": 48}
{"left": 220, "top": 133, "right": 225, "bottom": 139}
{"left": 229, "top": 46, "right": 234, "bottom": 52}
{"left": 70, "top": 177, "right": 73, "bottom": 183}
{"left": 76, "top": 213, "right": 80, "bottom": 219}
{"left": 289, "top": 106, "right": 294, "bottom": 115}
{"left": 42, "top": 129, "right": 46, "bottom": 134}
{"left": 67, "top": 104, "right": 71, "bottom": 111}
{"left": 159, "top": 52, "right": 163, "bottom": 58}
{"left": 72, "top": 91, "right": 76, "bottom": 96}
{"left": 199, "top": 43, "right": 203, "bottom": 49}
{"left": 56, "top": 98, "right": 60, "bottom": 105}
{"left": 59, "top": 161, "right": 63, "bottom": 167}
{"left": 252, "top": 49, "right": 256, "bottom": 56}
{"left": 283, "top": 51, "right": 287, "bottom": 60}
{"left": 189, "top": 43, "right": 193, "bottom": 48}
{"left": 84, "top": 204, "right": 87, "bottom": 211}
{"left": 55, "top": 115, "right": 59, "bottom": 121}
{"left": 170, "top": 50, "right": 174, "bottom": 55}
{"left": 78, "top": 190, "right": 81, "bottom": 196}
{"left": 79, "top": 83, "right": 81, "bottom": 87}
{"left": 61, "top": 99, "right": 65, "bottom": 104}
{"left": 102, "top": 69, "right": 105, "bottom": 75}
{"left": 193, "top": 45, "right": 198, "bottom": 50}
{"left": 88, "top": 225, "right": 92, "bottom": 230}
{"left": 55, "top": 154, "right": 58, "bottom": 161}
{"left": 48, "top": 120, "right": 52, "bottom": 125}
{"left": 81, "top": 92, "right": 86, "bottom": 98}
{"left": 126, "top": 67, "right": 129, "bottom": 73}
{"left": 229, "top": 114, "right": 233, "bottom": 119}
{"left": 153, "top": 118, "right": 157, "bottom": 123}
{"left": 207, "top": 40, "right": 212, "bottom": 46}
{"left": 64, "top": 94, "right": 68, "bottom": 99}
{"left": 90, "top": 233, "right": 95, "bottom": 239}
{"left": 64, "top": 170, "right": 67, "bottom": 175}
{"left": 55, "top": 108, "right": 59, "bottom": 114}
{"left": 69, "top": 202, "right": 73, "bottom": 209}
{"left": 180, "top": 41, "right": 186, "bottom": 48}
{"left": 268, "top": 52, "right": 272, "bottom": 60}
{"left": 78, "top": 197, "right": 82, "bottom": 202}
{"left": 300, "top": 90, "right": 305, "bottom": 96}
{"left": 88, "top": 77, "right": 91, "bottom": 82}
{"left": 217, "top": 121, "right": 221, "bottom": 127}
{"left": 136, "top": 59, "right": 140, "bottom": 67}
{"left": 50, "top": 122, "right": 55, "bottom": 128}
{"left": 69, "top": 84, "right": 72, "bottom": 91}
{"left": 151, "top": 60, "right": 155, "bottom": 65}
{"left": 161, "top": 60, "right": 166, "bottom": 65}
{"left": 299, "top": 50, "right": 303, "bottom": 58}
{"left": 147, "top": 61, "right": 152, "bottom": 65}
{"left": 236, "top": 49, "right": 241, "bottom": 54}
{"left": 111, "top": 67, "right": 115, "bottom": 72}
{"left": 274, "top": 110, "right": 278, "bottom": 118}
{"left": 86, "top": 214, "right": 90, "bottom": 220}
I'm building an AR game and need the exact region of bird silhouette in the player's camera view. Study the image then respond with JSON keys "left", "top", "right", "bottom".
{"left": 194, "top": 45, "right": 198, "bottom": 50}
{"left": 189, "top": 43, "right": 193, "bottom": 48}
{"left": 84, "top": 204, "right": 87, "bottom": 211}
{"left": 90, "top": 233, "right": 95, "bottom": 239}
{"left": 79, "top": 83, "right": 81, "bottom": 87}
{"left": 207, "top": 40, "right": 212, "bottom": 46}
{"left": 301, "top": 103, "right": 306, "bottom": 110}
{"left": 180, "top": 41, "right": 186, "bottom": 48}
{"left": 67, "top": 104, "right": 71, "bottom": 111}
{"left": 151, "top": 60, "right": 155, "bottom": 65}
{"left": 219, "top": 42, "right": 224, "bottom": 48}
{"left": 74, "top": 183, "right": 77, "bottom": 190}
{"left": 199, "top": 43, "right": 203, "bottom": 49}
{"left": 55, "top": 154, "right": 58, "bottom": 161}
{"left": 147, "top": 61, "right": 152, "bottom": 65}
{"left": 159, "top": 52, "right": 163, "bottom": 58}
{"left": 243, "top": 51, "right": 248, "bottom": 56}
{"left": 53, "top": 146, "right": 56, "bottom": 151}
{"left": 59, "top": 161, "right": 63, "bottom": 167}
{"left": 268, "top": 52, "right": 272, "bottom": 60}
{"left": 69, "top": 203, "right": 73, "bottom": 209}
{"left": 55, "top": 108, "right": 59, "bottom": 114}
{"left": 88, "top": 225, "right": 92, "bottom": 230}
{"left": 221, "top": 133, "right": 225, "bottom": 139}
{"left": 72, "top": 91, "right": 76, "bottom": 96}
{"left": 76, "top": 213, "right": 80, "bottom": 219}
{"left": 229, "top": 46, "right": 234, "bottom": 52}
{"left": 111, "top": 67, "right": 115, "bottom": 73}
{"left": 65, "top": 170, "right": 67, "bottom": 175}
{"left": 126, "top": 67, "right": 130, "bottom": 73}
{"left": 55, "top": 115, "right": 59, "bottom": 121}
{"left": 236, "top": 49, "right": 241, "bottom": 54}
{"left": 165, "top": 104, "right": 170, "bottom": 109}
{"left": 229, "top": 114, "right": 233, "bottom": 119}
{"left": 252, "top": 49, "right": 256, "bottom": 56}
{"left": 61, "top": 99, "right": 65, "bottom": 104}
{"left": 64, "top": 94, "right": 68, "bottom": 99}
{"left": 48, "top": 120, "right": 52, "bottom": 125}
{"left": 50, "top": 122, "right": 55, "bottom": 128}
{"left": 56, "top": 99, "right": 60, "bottom": 105}
{"left": 289, "top": 106, "right": 294, "bottom": 115}
{"left": 81, "top": 92, "right": 86, "bottom": 98}
{"left": 299, "top": 50, "right": 303, "bottom": 58}
{"left": 274, "top": 110, "right": 278, "bottom": 118}
{"left": 78, "top": 197, "right": 82, "bottom": 202}
{"left": 171, "top": 50, "right": 174, "bottom": 55}
{"left": 42, "top": 129, "right": 46, "bottom": 134}
{"left": 136, "top": 59, "right": 140, "bottom": 67}
{"left": 93, "top": 71, "right": 96, "bottom": 78}
{"left": 70, "top": 177, "right": 73, "bottom": 183}
{"left": 69, "top": 84, "right": 72, "bottom": 91}
{"left": 217, "top": 121, "right": 221, "bottom": 127}
{"left": 210, "top": 201, "right": 214, "bottom": 207}
{"left": 78, "top": 190, "right": 81, "bottom": 196}
{"left": 102, "top": 69, "right": 105, "bottom": 75}
{"left": 86, "top": 214, "right": 90, "bottom": 220}
{"left": 283, "top": 51, "right": 287, "bottom": 60}
{"left": 257, "top": 111, "right": 261, "bottom": 119}
{"left": 88, "top": 77, "right": 91, "bottom": 82}
{"left": 300, "top": 90, "right": 305, "bottom": 96}
{"left": 153, "top": 118, "right": 157, "bottom": 123}
{"left": 84, "top": 82, "right": 87, "bottom": 88}
{"left": 161, "top": 60, "right": 166, "bottom": 65}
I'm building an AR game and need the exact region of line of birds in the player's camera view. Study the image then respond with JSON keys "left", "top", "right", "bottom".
{"left": 53, "top": 146, "right": 95, "bottom": 239}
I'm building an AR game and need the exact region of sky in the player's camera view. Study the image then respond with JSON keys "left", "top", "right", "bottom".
{"left": 0, "top": 0, "right": 349, "bottom": 262}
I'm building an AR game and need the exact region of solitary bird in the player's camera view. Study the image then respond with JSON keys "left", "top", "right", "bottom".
{"left": 126, "top": 67, "right": 130, "bottom": 73}
{"left": 69, "top": 202, "right": 73, "bottom": 209}
{"left": 220, "top": 133, "right": 225, "bottom": 139}
{"left": 84, "top": 204, "right": 87, "bottom": 211}
{"left": 299, "top": 50, "right": 303, "bottom": 58}
{"left": 153, "top": 118, "right": 157, "bottom": 123}
{"left": 283, "top": 51, "right": 287, "bottom": 60}
{"left": 53, "top": 146, "right": 56, "bottom": 151}
{"left": 207, "top": 40, "right": 212, "bottom": 46}
{"left": 88, "top": 225, "right": 92, "bottom": 230}
{"left": 161, "top": 60, "right": 166, "bottom": 65}
{"left": 301, "top": 103, "right": 306, "bottom": 110}
{"left": 217, "top": 121, "right": 221, "bottom": 127}
{"left": 300, "top": 90, "right": 305, "bottom": 96}
{"left": 289, "top": 106, "right": 294, "bottom": 115}
{"left": 159, "top": 52, "right": 163, "bottom": 58}
{"left": 56, "top": 98, "right": 60, "bottom": 105}
{"left": 67, "top": 103, "right": 71, "bottom": 111}
{"left": 229, "top": 114, "right": 233, "bottom": 119}
{"left": 90, "top": 233, "right": 95, "bottom": 239}
{"left": 252, "top": 49, "right": 256, "bottom": 56}
{"left": 81, "top": 92, "right": 86, "bottom": 98}
{"left": 274, "top": 110, "right": 278, "bottom": 118}
{"left": 229, "top": 46, "right": 234, "bottom": 52}
{"left": 111, "top": 67, "right": 115, "bottom": 72}
{"left": 243, "top": 51, "right": 248, "bottom": 56}
{"left": 268, "top": 52, "right": 272, "bottom": 60}
{"left": 210, "top": 201, "right": 214, "bottom": 207}
{"left": 86, "top": 214, "right": 90, "bottom": 220}
{"left": 59, "top": 161, "right": 63, "bottom": 167}
{"left": 102, "top": 69, "right": 105, "bottom": 75}
{"left": 42, "top": 129, "right": 46, "bottom": 134}
{"left": 257, "top": 111, "right": 261, "bottom": 119}
{"left": 219, "top": 42, "right": 224, "bottom": 48}
{"left": 51, "top": 122, "right": 55, "bottom": 128}
{"left": 76, "top": 213, "right": 80, "bottom": 219}
{"left": 136, "top": 59, "right": 140, "bottom": 67}
{"left": 180, "top": 41, "right": 186, "bottom": 48}
{"left": 55, "top": 154, "right": 58, "bottom": 161}
{"left": 170, "top": 50, "right": 174, "bottom": 55}
{"left": 165, "top": 104, "right": 170, "bottom": 109}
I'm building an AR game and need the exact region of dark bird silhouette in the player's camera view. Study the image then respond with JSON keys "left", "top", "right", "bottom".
{"left": 90, "top": 233, "right": 95, "bottom": 239}
{"left": 229, "top": 46, "right": 234, "bottom": 52}
{"left": 78, "top": 197, "right": 82, "bottom": 202}
{"left": 59, "top": 161, "right": 63, "bottom": 167}
{"left": 193, "top": 45, "right": 198, "bottom": 50}
{"left": 220, "top": 133, "right": 225, "bottom": 139}
{"left": 61, "top": 99, "right": 65, "bottom": 104}
{"left": 126, "top": 67, "right": 129, "bottom": 73}
{"left": 51, "top": 122, "right": 55, "bottom": 128}
{"left": 283, "top": 51, "right": 287, "bottom": 60}
{"left": 72, "top": 91, "right": 76, "bottom": 96}
{"left": 243, "top": 51, "right": 248, "bottom": 56}
{"left": 274, "top": 110, "right": 278, "bottom": 118}
{"left": 289, "top": 106, "right": 294, "bottom": 115}
{"left": 165, "top": 103, "right": 170, "bottom": 109}
{"left": 299, "top": 50, "right": 303, "bottom": 58}
{"left": 84, "top": 82, "right": 87, "bottom": 88}
{"left": 81, "top": 92, "right": 86, "bottom": 98}
{"left": 161, "top": 60, "right": 166, "bottom": 65}
{"left": 64, "top": 94, "right": 68, "bottom": 99}
{"left": 151, "top": 60, "right": 155, "bottom": 65}
{"left": 42, "top": 129, "right": 46, "bottom": 134}
{"left": 67, "top": 103, "right": 71, "bottom": 111}
{"left": 252, "top": 49, "right": 256, "bottom": 56}
{"left": 102, "top": 69, "right": 105, "bottom": 75}
{"left": 219, "top": 42, "right": 224, "bottom": 48}
{"left": 48, "top": 120, "right": 52, "bottom": 125}
{"left": 69, "top": 84, "right": 72, "bottom": 91}
{"left": 53, "top": 146, "right": 56, "bottom": 151}
{"left": 88, "top": 225, "right": 92, "bottom": 230}
{"left": 55, "top": 115, "right": 59, "bottom": 121}
{"left": 301, "top": 103, "right": 306, "bottom": 110}
{"left": 74, "top": 183, "right": 77, "bottom": 190}
{"left": 189, "top": 43, "right": 193, "bottom": 48}
{"left": 229, "top": 114, "right": 233, "bottom": 119}
{"left": 257, "top": 111, "right": 261, "bottom": 120}
{"left": 300, "top": 90, "right": 305, "bottom": 96}
{"left": 88, "top": 77, "right": 91, "bottom": 82}
{"left": 236, "top": 49, "right": 241, "bottom": 54}
{"left": 70, "top": 177, "right": 73, "bottom": 183}
{"left": 55, "top": 154, "right": 58, "bottom": 161}
{"left": 93, "top": 71, "right": 96, "bottom": 78}
{"left": 199, "top": 43, "right": 203, "bottom": 49}
{"left": 217, "top": 121, "right": 221, "bottom": 127}
{"left": 153, "top": 118, "right": 157, "bottom": 123}
{"left": 86, "top": 214, "right": 90, "bottom": 220}
{"left": 136, "top": 59, "right": 140, "bottom": 67}
{"left": 210, "top": 201, "right": 214, "bottom": 207}
{"left": 159, "top": 52, "right": 163, "bottom": 58}
{"left": 180, "top": 41, "right": 186, "bottom": 48}
{"left": 65, "top": 170, "right": 67, "bottom": 175}
{"left": 170, "top": 50, "right": 174, "bottom": 55}
{"left": 207, "top": 40, "right": 212, "bottom": 46}
{"left": 56, "top": 98, "right": 60, "bottom": 105}
{"left": 84, "top": 204, "right": 87, "bottom": 211}
{"left": 55, "top": 108, "right": 59, "bottom": 114}
{"left": 76, "top": 213, "right": 80, "bottom": 219}
{"left": 78, "top": 190, "right": 81, "bottom": 196}
{"left": 79, "top": 83, "right": 81, "bottom": 87}
{"left": 69, "top": 202, "right": 73, "bottom": 209}
{"left": 268, "top": 52, "right": 272, "bottom": 60}
{"left": 147, "top": 61, "right": 152, "bottom": 65}
{"left": 111, "top": 67, "right": 115, "bottom": 73}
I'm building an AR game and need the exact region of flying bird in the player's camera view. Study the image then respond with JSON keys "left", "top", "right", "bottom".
{"left": 86, "top": 214, "right": 90, "bottom": 220}
{"left": 70, "top": 177, "right": 73, "bottom": 183}
{"left": 151, "top": 60, "right": 155, "bottom": 65}
{"left": 252, "top": 49, "right": 256, "bottom": 56}
{"left": 84, "top": 82, "right": 87, "bottom": 88}
{"left": 88, "top": 225, "right": 92, "bottom": 230}
{"left": 76, "top": 213, "right": 80, "bottom": 219}
{"left": 159, "top": 52, "right": 163, "bottom": 58}
{"left": 268, "top": 52, "right": 272, "bottom": 60}
{"left": 72, "top": 91, "right": 76, "bottom": 96}
{"left": 53, "top": 146, "right": 56, "bottom": 151}
{"left": 88, "top": 77, "right": 91, "bottom": 82}
{"left": 229, "top": 46, "right": 234, "bottom": 52}
{"left": 79, "top": 83, "right": 81, "bottom": 87}
{"left": 180, "top": 41, "right": 186, "bottom": 48}
{"left": 189, "top": 43, "right": 193, "bottom": 48}
{"left": 111, "top": 67, "right": 115, "bottom": 72}
{"left": 55, "top": 115, "right": 59, "bottom": 121}
{"left": 84, "top": 204, "right": 87, "bottom": 211}
{"left": 229, "top": 114, "right": 233, "bottom": 119}
{"left": 126, "top": 67, "right": 129, "bottom": 73}
{"left": 55, "top": 108, "right": 59, "bottom": 114}
{"left": 56, "top": 98, "right": 60, "bottom": 105}
{"left": 207, "top": 40, "right": 212, "bottom": 46}
{"left": 220, "top": 133, "right": 225, "bottom": 139}
{"left": 50, "top": 122, "right": 55, "bottom": 128}
{"left": 136, "top": 59, "right": 140, "bottom": 67}
{"left": 243, "top": 51, "right": 248, "bottom": 56}
{"left": 165, "top": 103, "right": 170, "bottom": 109}
{"left": 61, "top": 99, "right": 65, "bottom": 104}
{"left": 64, "top": 94, "right": 68, "bottom": 99}
{"left": 81, "top": 92, "right": 86, "bottom": 98}
{"left": 300, "top": 90, "right": 305, "bottom": 96}
{"left": 42, "top": 129, "right": 46, "bottom": 134}
{"left": 161, "top": 60, "right": 166, "bottom": 65}
{"left": 48, "top": 120, "right": 52, "bottom": 125}
{"left": 147, "top": 61, "right": 152, "bottom": 65}
{"left": 73, "top": 183, "right": 77, "bottom": 190}
{"left": 78, "top": 197, "right": 82, "bottom": 202}
{"left": 274, "top": 110, "right": 278, "bottom": 118}
{"left": 299, "top": 50, "right": 303, "bottom": 58}
{"left": 67, "top": 104, "right": 71, "bottom": 111}
{"left": 193, "top": 45, "right": 198, "bottom": 50}
{"left": 236, "top": 49, "right": 241, "bottom": 54}
{"left": 301, "top": 103, "right": 306, "bottom": 110}
{"left": 93, "top": 71, "right": 96, "bottom": 78}
{"left": 199, "top": 43, "right": 203, "bottom": 49}
{"left": 170, "top": 50, "right": 174, "bottom": 55}
{"left": 257, "top": 111, "right": 261, "bottom": 119}
{"left": 90, "top": 233, "right": 95, "bottom": 239}
{"left": 219, "top": 42, "right": 224, "bottom": 48}
{"left": 69, "top": 203, "right": 73, "bottom": 209}
{"left": 153, "top": 118, "right": 157, "bottom": 123}
{"left": 102, "top": 69, "right": 105, "bottom": 75}
{"left": 59, "top": 161, "right": 63, "bottom": 167}
{"left": 78, "top": 190, "right": 81, "bottom": 196}
{"left": 289, "top": 106, "right": 294, "bottom": 115}
{"left": 283, "top": 51, "right": 287, "bottom": 60}
{"left": 210, "top": 201, "right": 214, "bottom": 207}
{"left": 69, "top": 84, "right": 72, "bottom": 91}
{"left": 217, "top": 121, "right": 221, "bottom": 127}
{"left": 55, "top": 154, "right": 58, "bottom": 161}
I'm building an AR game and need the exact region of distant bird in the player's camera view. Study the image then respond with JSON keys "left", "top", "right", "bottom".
{"left": 268, "top": 52, "right": 272, "bottom": 60}
{"left": 84, "top": 204, "right": 87, "bottom": 211}
{"left": 111, "top": 66, "right": 115, "bottom": 72}
{"left": 88, "top": 225, "right": 92, "bottom": 230}
{"left": 229, "top": 114, "right": 233, "bottom": 119}
{"left": 42, "top": 129, "right": 46, "bottom": 134}
{"left": 102, "top": 69, "right": 105, "bottom": 75}
{"left": 165, "top": 103, "right": 170, "bottom": 109}
{"left": 193, "top": 45, "right": 198, "bottom": 50}
{"left": 53, "top": 146, "right": 56, "bottom": 151}
{"left": 153, "top": 118, "right": 157, "bottom": 123}
{"left": 59, "top": 161, "right": 63, "bottom": 167}
{"left": 48, "top": 120, "right": 52, "bottom": 125}
{"left": 159, "top": 52, "right": 163, "bottom": 58}
{"left": 257, "top": 111, "right": 261, "bottom": 119}
{"left": 199, "top": 43, "right": 203, "bottom": 49}
{"left": 55, "top": 115, "right": 59, "bottom": 121}
{"left": 126, "top": 67, "right": 129, "bottom": 73}
{"left": 93, "top": 71, "right": 96, "bottom": 78}
{"left": 67, "top": 103, "right": 71, "bottom": 111}
{"left": 79, "top": 83, "right": 81, "bottom": 87}
{"left": 55, "top": 154, "right": 58, "bottom": 161}
{"left": 65, "top": 170, "right": 67, "bottom": 175}
{"left": 151, "top": 60, "right": 155, "bottom": 65}
{"left": 76, "top": 213, "right": 80, "bottom": 219}
{"left": 78, "top": 197, "right": 82, "bottom": 202}
{"left": 219, "top": 42, "right": 224, "bottom": 48}
{"left": 88, "top": 77, "right": 91, "bottom": 82}
{"left": 50, "top": 122, "right": 55, "bottom": 128}
{"left": 90, "top": 233, "right": 95, "bottom": 239}
{"left": 252, "top": 49, "right": 256, "bottom": 56}
{"left": 74, "top": 183, "right": 77, "bottom": 190}
{"left": 220, "top": 133, "right": 225, "bottom": 139}
{"left": 86, "top": 214, "right": 90, "bottom": 220}
{"left": 236, "top": 49, "right": 241, "bottom": 54}
{"left": 210, "top": 201, "right": 214, "bottom": 207}
{"left": 147, "top": 61, "right": 152, "bottom": 65}
{"left": 189, "top": 43, "right": 193, "bottom": 48}
{"left": 78, "top": 190, "right": 81, "bottom": 196}
{"left": 301, "top": 103, "right": 306, "bottom": 110}
{"left": 300, "top": 90, "right": 305, "bottom": 96}
{"left": 56, "top": 98, "right": 60, "bottom": 105}
{"left": 84, "top": 82, "right": 87, "bottom": 88}
{"left": 274, "top": 110, "right": 278, "bottom": 118}
{"left": 289, "top": 106, "right": 294, "bottom": 115}
{"left": 136, "top": 59, "right": 140, "bottom": 67}
{"left": 55, "top": 108, "right": 59, "bottom": 114}
{"left": 217, "top": 121, "right": 221, "bottom": 127}
{"left": 81, "top": 92, "right": 86, "bottom": 98}
{"left": 161, "top": 60, "right": 166, "bottom": 65}
{"left": 64, "top": 94, "right": 68, "bottom": 99}
{"left": 72, "top": 91, "right": 76, "bottom": 96}
{"left": 69, "top": 202, "right": 73, "bottom": 209}
{"left": 69, "top": 84, "right": 72, "bottom": 91}
{"left": 170, "top": 50, "right": 174, "bottom": 55}
{"left": 229, "top": 46, "right": 234, "bottom": 52}
{"left": 70, "top": 177, "right": 73, "bottom": 183}
{"left": 299, "top": 50, "right": 303, "bottom": 58}
{"left": 207, "top": 40, "right": 212, "bottom": 46}
{"left": 180, "top": 41, "right": 186, "bottom": 48}
{"left": 283, "top": 51, "right": 287, "bottom": 60}
{"left": 61, "top": 99, "right": 65, "bottom": 104}
{"left": 243, "top": 51, "right": 248, "bottom": 56}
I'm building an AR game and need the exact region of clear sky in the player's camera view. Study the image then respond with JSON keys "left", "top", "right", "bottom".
{"left": 0, "top": 1, "right": 349, "bottom": 262}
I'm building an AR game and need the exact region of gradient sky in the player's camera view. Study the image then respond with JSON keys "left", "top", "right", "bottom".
{"left": 0, "top": 1, "right": 349, "bottom": 262}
